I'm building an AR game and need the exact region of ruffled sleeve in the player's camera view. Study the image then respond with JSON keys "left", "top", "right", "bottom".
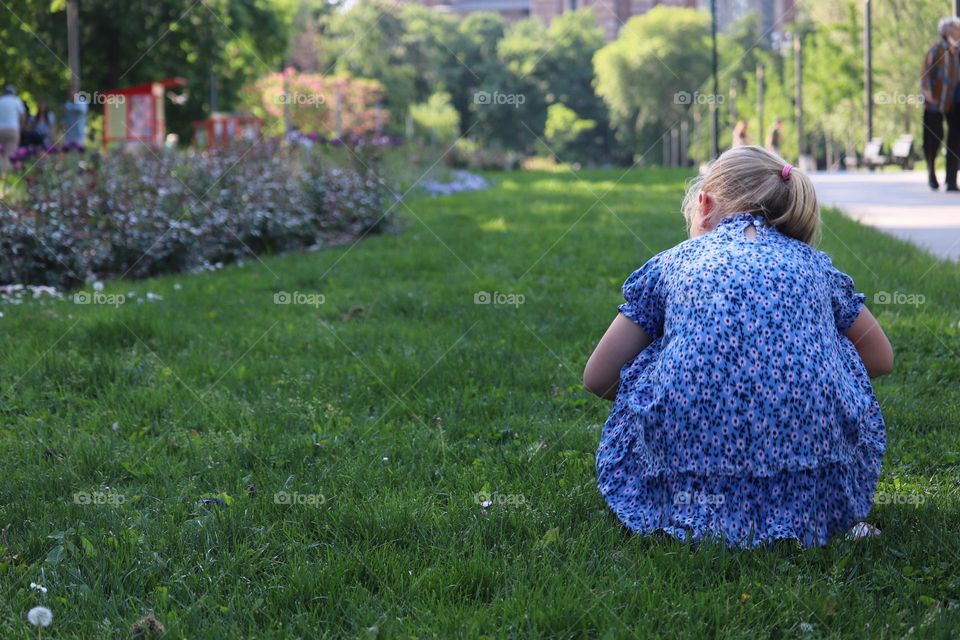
{"left": 618, "top": 253, "right": 666, "bottom": 340}
{"left": 822, "top": 256, "right": 865, "bottom": 334}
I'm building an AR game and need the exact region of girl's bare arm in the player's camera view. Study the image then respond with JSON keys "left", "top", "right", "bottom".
{"left": 845, "top": 306, "right": 894, "bottom": 378}
{"left": 584, "top": 314, "right": 652, "bottom": 400}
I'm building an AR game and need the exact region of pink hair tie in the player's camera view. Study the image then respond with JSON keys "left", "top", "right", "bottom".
{"left": 781, "top": 164, "right": 792, "bottom": 182}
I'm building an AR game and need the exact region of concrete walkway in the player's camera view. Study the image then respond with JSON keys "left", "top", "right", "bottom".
{"left": 810, "top": 171, "right": 960, "bottom": 261}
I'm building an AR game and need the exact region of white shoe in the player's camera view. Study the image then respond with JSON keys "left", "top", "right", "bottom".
{"left": 847, "top": 522, "right": 881, "bottom": 540}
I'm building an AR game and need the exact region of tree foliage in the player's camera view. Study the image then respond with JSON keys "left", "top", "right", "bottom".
{"left": 594, "top": 7, "right": 712, "bottom": 161}
{"left": 0, "top": 0, "right": 295, "bottom": 138}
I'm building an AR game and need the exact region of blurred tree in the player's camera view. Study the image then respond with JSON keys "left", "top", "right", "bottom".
{"left": 803, "top": 14, "right": 863, "bottom": 166}
{"left": 526, "top": 10, "right": 619, "bottom": 163}
{"left": 478, "top": 18, "right": 549, "bottom": 150}
{"left": 410, "top": 90, "right": 460, "bottom": 144}
{"left": 321, "top": 0, "right": 415, "bottom": 132}
{"left": 865, "top": 0, "right": 943, "bottom": 143}
{"left": 288, "top": 0, "right": 336, "bottom": 73}
{"left": 544, "top": 103, "right": 596, "bottom": 162}
{"left": 594, "top": 7, "right": 711, "bottom": 162}
{"left": 0, "top": 0, "right": 295, "bottom": 141}
{"left": 477, "top": 9, "right": 615, "bottom": 160}
{"left": 400, "top": 6, "right": 465, "bottom": 107}
{"left": 452, "top": 12, "right": 507, "bottom": 137}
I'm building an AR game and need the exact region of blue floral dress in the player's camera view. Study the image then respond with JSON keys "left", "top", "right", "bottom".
{"left": 597, "top": 213, "right": 885, "bottom": 548}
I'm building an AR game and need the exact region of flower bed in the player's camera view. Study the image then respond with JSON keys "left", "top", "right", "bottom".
{"left": 419, "top": 170, "right": 489, "bottom": 197}
{"left": 0, "top": 140, "right": 394, "bottom": 289}
{"left": 8, "top": 142, "right": 86, "bottom": 169}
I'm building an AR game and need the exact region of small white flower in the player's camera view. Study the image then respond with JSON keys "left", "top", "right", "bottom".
{"left": 92, "top": 281, "right": 104, "bottom": 292}
{"left": 146, "top": 292, "right": 163, "bottom": 302}
{"left": 173, "top": 283, "right": 182, "bottom": 291}
{"left": 847, "top": 522, "right": 881, "bottom": 540}
{"left": 29, "top": 582, "right": 47, "bottom": 594}
{"left": 27, "top": 606, "right": 53, "bottom": 627}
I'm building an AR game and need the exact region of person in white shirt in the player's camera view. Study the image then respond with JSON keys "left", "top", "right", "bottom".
{"left": 0, "top": 84, "right": 26, "bottom": 172}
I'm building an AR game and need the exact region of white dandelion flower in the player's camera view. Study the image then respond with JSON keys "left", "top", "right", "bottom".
{"left": 27, "top": 606, "right": 53, "bottom": 627}
{"left": 92, "top": 281, "right": 104, "bottom": 292}
{"left": 29, "top": 582, "right": 47, "bottom": 594}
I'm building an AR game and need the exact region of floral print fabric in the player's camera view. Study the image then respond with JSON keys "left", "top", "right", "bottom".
{"left": 597, "top": 213, "right": 884, "bottom": 547}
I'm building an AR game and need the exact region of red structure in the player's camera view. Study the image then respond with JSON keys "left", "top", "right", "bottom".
{"left": 101, "top": 77, "right": 187, "bottom": 148}
{"left": 192, "top": 114, "right": 262, "bottom": 149}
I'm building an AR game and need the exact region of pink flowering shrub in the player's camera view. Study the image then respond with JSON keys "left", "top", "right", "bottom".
{"left": 243, "top": 69, "right": 388, "bottom": 139}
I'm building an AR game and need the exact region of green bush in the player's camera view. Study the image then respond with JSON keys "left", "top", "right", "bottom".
{"left": 410, "top": 91, "right": 461, "bottom": 145}
{"left": 544, "top": 103, "right": 598, "bottom": 164}
{"left": 448, "top": 139, "right": 523, "bottom": 171}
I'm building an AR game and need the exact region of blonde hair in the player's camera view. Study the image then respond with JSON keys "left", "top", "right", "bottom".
{"left": 682, "top": 145, "right": 820, "bottom": 245}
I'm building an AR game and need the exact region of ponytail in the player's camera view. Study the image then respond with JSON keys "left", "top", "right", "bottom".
{"left": 682, "top": 146, "right": 820, "bottom": 245}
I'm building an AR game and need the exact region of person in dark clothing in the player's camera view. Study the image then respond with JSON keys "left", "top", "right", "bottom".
{"left": 921, "top": 17, "right": 960, "bottom": 191}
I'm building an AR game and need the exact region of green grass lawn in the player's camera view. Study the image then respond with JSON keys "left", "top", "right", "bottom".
{"left": 2, "top": 168, "right": 960, "bottom": 638}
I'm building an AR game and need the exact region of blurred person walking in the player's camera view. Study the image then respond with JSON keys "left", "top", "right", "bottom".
{"left": 62, "top": 90, "right": 88, "bottom": 151}
{"left": 921, "top": 17, "right": 960, "bottom": 191}
{"left": 0, "top": 84, "right": 26, "bottom": 172}
{"left": 29, "top": 101, "right": 56, "bottom": 147}
{"left": 732, "top": 120, "right": 750, "bottom": 148}
{"left": 765, "top": 117, "right": 784, "bottom": 157}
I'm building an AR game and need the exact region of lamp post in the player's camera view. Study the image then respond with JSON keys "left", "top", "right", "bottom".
{"left": 283, "top": 69, "right": 291, "bottom": 137}
{"left": 864, "top": 0, "right": 873, "bottom": 145}
{"left": 66, "top": 0, "right": 80, "bottom": 93}
{"left": 756, "top": 63, "right": 765, "bottom": 147}
{"left": 209, "top": 70, "right": 218, "bottom": 114}
{"left": 794, "top": 32, "right": 804, "bottom": 165}
{"left": 710, "top": 0, "right": 719, "bottom": 158}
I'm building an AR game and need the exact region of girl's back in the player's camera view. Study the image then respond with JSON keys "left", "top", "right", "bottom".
{"left": 620, "top": 213, "right": 881, "bottom": 480}
{"left": 585, "top": 146, "right": 893, "bottom": 548}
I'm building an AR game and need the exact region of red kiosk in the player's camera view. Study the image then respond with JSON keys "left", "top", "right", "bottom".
{"left": 101, "top": 77, "right": 187, "bottom": 149}
{"left": 192, "top": 114, "right": 262, "bottom": 149}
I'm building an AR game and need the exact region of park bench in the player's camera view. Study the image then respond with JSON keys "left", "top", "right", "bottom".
{"left": 862, "top": 137, "right": 887, "bottom": 169}
{"left": 859, "top": 135, "right": 914, "bottom": 170}
{"left": 889, "top": 135, "right": 915, "bottom": 169}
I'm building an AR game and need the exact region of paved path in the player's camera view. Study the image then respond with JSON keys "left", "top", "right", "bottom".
{"left": 810, "top": 171, "right": 960, "bottom": 261}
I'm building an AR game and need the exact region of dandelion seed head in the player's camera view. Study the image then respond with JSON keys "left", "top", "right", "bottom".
{"left": 27, "top": 606, "right": 53, "bottom": 627}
